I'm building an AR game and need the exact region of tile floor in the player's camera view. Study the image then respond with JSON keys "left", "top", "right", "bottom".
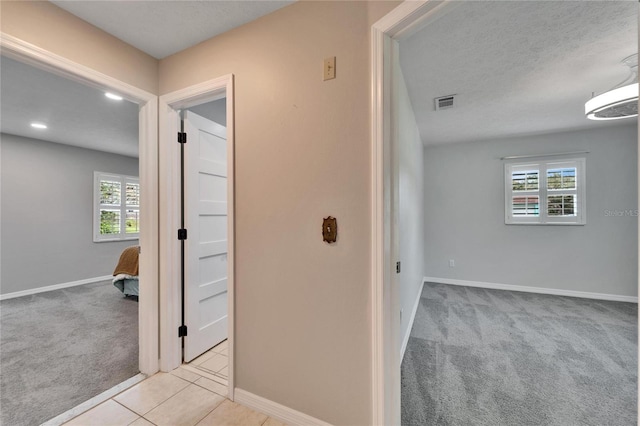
{"left": 62, "top": 341, "right": 284, "bottom": 426}
{"left": 186, "top": 340, "right": 229, "bottom": 386}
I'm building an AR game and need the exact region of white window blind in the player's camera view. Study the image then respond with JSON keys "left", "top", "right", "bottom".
{"left": 505, "top": 158, "right": 586, "bottom": 225}
{"left": 94, "top": 172, "right": 140, "bottom": 241}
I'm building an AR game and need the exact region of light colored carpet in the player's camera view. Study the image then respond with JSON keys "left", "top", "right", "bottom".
{"left": 402, "top": 282, "right": 638, "bottom": 425}
{"left": 1, "top": 280, "right": 138, "bottom": 426}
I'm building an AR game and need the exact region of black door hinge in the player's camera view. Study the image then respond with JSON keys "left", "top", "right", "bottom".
{"left": 178, "top": 325, "right": 188, "bottom": 337}
{"left": 178, "top": 229, "right": 188, "bottom": 240}
{"left": 396, "top": 261, "right": 401, "bottom": 274}
{"left": 178, "top": 132, "right": 187, "bottom": 144}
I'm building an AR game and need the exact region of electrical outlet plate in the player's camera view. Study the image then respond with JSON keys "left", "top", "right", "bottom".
{"left": 324, "top": 57, "right": 336, "bottom": 81}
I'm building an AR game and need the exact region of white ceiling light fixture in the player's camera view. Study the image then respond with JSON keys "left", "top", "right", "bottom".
{"left": 105, "top": 92, "right": 123, "bottom": 101}
{"left": 585, "top": 54, "right": 638, "bottom": 121}
{"left": 30, "top": 122, "right": 47, "bottom": 129}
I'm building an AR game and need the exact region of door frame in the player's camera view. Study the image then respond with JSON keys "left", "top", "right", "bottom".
{"left": 158, "top": 75, "right": 235, "bottom": 399}
{"left": 373, "top": 1, "right": 640, "bottom": 424}
{"left": 0, "top": 33, "right": 160, "bottom": 375}
{"left": 370, "top": 1, "right": 451, "bottom": 424}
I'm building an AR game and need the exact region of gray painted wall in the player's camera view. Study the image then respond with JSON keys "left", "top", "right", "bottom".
{"left": 423, "top": 124, "right": 638, "bottom": 297}
{"left": 1, "top": 133, "right": 139, "bottom": 295}
{"left": 188, "top": 98, "right": 226, "bottom": 126}
{"left": 395, "top": 54, "right": 425, "bottom": 348}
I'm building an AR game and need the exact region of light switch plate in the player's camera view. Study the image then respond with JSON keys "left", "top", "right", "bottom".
{"left": 324, "top": 56, "right": 336, "bottom": 81}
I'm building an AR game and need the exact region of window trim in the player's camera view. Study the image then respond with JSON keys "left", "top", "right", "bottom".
{"left": 504, "top": 157, "right": 586, "bottom": 225}
{"left": 93, "top": 171, "right": 140, "bottom": 242}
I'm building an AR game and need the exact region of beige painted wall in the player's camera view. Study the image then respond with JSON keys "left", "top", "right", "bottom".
{"left": 1, "top": 1, "right": 158, "bottom": 94}
{"left": 160, "top": 1, "right": 398, "bottom": 424}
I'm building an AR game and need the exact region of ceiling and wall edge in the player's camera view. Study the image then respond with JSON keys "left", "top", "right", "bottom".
{"left": 0, "top": 1, "right": 159, "bottom": 95}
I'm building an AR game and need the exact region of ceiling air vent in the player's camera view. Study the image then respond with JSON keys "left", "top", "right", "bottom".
{"left": 434, "top": 94, "right": 456, "bottom": 111}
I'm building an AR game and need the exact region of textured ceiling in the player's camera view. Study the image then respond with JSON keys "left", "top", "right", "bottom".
{"left": 2, "top": 1, "right": 291, "bottom": 154}
{"left": 399, "top": 1, "right": 638, "bottom": 146}
{"left": 1, "top": 56, "right": 140, "bottom": 157}
{"left": 5, "top": 1, "right": 636, "bottom": 154}
{"left": 50, "top": 0, "right": 294, "bottom": 59}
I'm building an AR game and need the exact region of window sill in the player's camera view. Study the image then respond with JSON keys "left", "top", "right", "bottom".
{"left": 94, "top": 236, "right": 140, "bottom": 243}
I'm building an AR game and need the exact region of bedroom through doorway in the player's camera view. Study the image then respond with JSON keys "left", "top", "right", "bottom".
{"left": 0, "top": 54, "right": 143, "bottom": 426}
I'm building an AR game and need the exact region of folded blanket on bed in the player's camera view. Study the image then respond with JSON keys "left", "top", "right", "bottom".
{"left": 113, "top": 246, "right": 139, "bottom": 276}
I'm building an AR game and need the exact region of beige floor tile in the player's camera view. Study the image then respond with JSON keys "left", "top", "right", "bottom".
{"left": 263, "top": 418, "right": 287, "bottom": 426}
{"left": 114, "top": 372, "right": 190, "bottom": 415}
{"left": 171, "top": 366, "right": 202, "bottom": 382}
{"left": 129, "top": 418, "right": 155, "bottom": 426}
{"left": 217, "top": 366, "right": 228, "bottom": 378}
{"left": 182, "top": 364, "right": 228, "bottom": 386}
{"left": 190, "top": 350, "right": 216, "bottom": 366}
{"left": 207, "top": 373, "right": 228, "bottom": 386}
{"left": 196, "top": 400, "right": 267, "bottom": 426}
{"left": 194, "top": 377, "right": 228, "bottom": 397}
{"left": 216, "top": 340, "right": 228, "bottom": 350}
{"left": 144, "top": 384, "right": 225, "bottom": 426}
{"left": 64, "top": 400, "right": 139, "bottom": 426}
{"left": 200, "top": 354, "right": 228, "bottom": 373}
{"left": 219, "top": 347, "right": 228, "bottom": 356}
{"left": 210, "top": 342, "right": 224, "bottom": 353}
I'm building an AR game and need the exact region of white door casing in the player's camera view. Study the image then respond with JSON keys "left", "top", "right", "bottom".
{"left": 183, "top": 110, "right": 229, "bottom": 362}
{"left": 370, "top": 2, "right": 444, "bottom": 424}
{"left": 158, "top": 75, "right": 235, "bottom": 402}
{"left": 0, "top": 32, "right": 160, "bottom": 376}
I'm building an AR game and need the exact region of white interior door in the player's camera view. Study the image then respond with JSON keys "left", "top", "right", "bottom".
{"left": 183, "top": 110, "right": 228, "bottom": 362}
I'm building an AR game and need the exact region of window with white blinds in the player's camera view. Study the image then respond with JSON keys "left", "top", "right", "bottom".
{"left": 505, "top": 158, "right": 586, "bottom": 225}
{"left": 94, "top": 172, "right": 140, "bottom": 241}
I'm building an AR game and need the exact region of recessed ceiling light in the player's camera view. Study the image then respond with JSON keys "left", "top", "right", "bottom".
{"left": 105, "top": 92, "right": 123, "bottom": 101}
{"left": 30, "top": 122, "right": 47, "bottom": 129}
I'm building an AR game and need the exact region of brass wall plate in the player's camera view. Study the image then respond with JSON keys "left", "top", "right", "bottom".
{"left": 323, "top": 216, "right": 337, "bottom": 243}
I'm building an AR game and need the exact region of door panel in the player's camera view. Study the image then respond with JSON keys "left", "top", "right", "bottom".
{"left": 183, "top": 110, "right": 228, "bottom": 362}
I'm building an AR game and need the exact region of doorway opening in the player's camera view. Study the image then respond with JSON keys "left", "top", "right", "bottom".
{"left": 159, "top": 76, "right": 235, "bottom": 400}
{"left": 372, "top": 1, "right": 639, "bottom": 424}
{"left": 0, "top": 35, "right": 159, "bottom": 425}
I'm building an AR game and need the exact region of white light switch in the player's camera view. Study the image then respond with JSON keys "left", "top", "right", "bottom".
{"left": 324, "top": 57, "right": 336, "bottom": 81}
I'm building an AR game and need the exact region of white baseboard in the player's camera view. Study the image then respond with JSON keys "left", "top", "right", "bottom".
{"left": 400, "top": 281, "right": 424, "bottom": 362}
{"left": 423, "top": 277, "right": 638, "bottom": 303}
{"left": 0, "top": 275, "right": 113, "bottom": 301}
{"left": 234, "top": 388, "right": 332, "bottom": 426}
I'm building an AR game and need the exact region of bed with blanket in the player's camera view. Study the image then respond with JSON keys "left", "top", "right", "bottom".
{"left": 113, "top": 246, "right": 139, "bottom": 297}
